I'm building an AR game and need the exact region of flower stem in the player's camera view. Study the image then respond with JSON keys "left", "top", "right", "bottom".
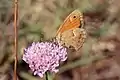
{"left": 45, "top": 72, "right": 48, "bottom": 80}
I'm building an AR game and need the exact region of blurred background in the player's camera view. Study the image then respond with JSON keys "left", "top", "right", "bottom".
{"left": 0, "top": 0, "right": 120, "bottom": 80}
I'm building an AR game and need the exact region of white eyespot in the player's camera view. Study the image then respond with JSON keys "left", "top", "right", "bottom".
{"left": 69, "top": 15, "right": 77, "bottom": 22}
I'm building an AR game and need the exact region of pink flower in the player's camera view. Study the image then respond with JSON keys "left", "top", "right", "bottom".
{"left": 22, "top": 42, "right": 67, "bottom": 77}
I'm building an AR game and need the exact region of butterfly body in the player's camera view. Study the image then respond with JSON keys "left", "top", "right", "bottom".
{"left": 56, "top": 10, "right": 86, "bottom": 50}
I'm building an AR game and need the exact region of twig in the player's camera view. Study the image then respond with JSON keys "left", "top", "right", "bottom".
{"left": 13, "top": 0, "right": 18, "bottom": 80}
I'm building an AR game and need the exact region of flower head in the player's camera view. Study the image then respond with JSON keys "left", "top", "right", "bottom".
{"left": 22, "top": 42, "right": 67, "bottom": 77}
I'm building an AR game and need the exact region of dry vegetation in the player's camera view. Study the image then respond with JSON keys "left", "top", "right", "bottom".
{"left": 0, "top": 0, "right": 120, "bottom": 80}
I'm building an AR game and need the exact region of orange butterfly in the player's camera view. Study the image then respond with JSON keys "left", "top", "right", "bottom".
{"left": 56, "top": 10, "right": 87, "bottom": 50}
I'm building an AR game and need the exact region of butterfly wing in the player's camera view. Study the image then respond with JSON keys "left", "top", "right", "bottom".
{"left": 56, "top": 10, "right": 83, "bottom": 36}
{"left": 56, "top": 28, "right": 87, "bottom": 50}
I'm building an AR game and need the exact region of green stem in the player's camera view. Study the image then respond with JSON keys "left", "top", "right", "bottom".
{"left": 45, "top": 72, "right": 48, "bottom": 80}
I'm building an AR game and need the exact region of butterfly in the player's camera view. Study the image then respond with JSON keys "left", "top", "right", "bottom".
{"left": 55, "top": 10, "right": 87, "bottom": 50}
